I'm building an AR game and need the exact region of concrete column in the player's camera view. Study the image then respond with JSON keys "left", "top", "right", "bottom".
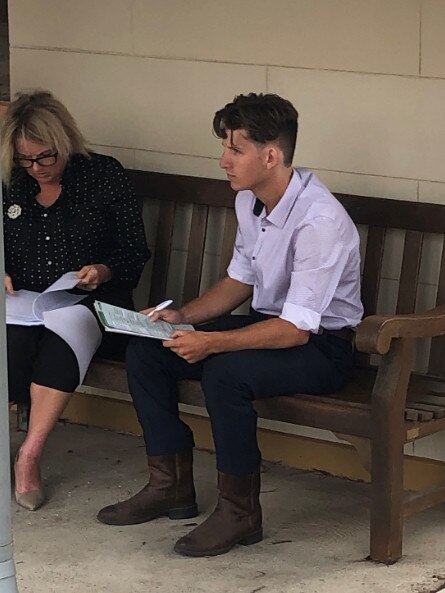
{"left": 0, "top": 177, "right": 19, "bottom": 592}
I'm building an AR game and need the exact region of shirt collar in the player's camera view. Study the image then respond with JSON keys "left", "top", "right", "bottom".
{"left": 252, "top": 169, "right": 303, "bottom": 229}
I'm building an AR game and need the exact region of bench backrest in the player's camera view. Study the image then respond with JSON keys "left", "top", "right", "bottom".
{"left": 2, "top": 96, "right": 441, "bottom": 376}
{"left": 337, "top": 194, "right": 445, "bottom": 376}
{"left": 128, "top": 169, "right": 445, "bottom": 379}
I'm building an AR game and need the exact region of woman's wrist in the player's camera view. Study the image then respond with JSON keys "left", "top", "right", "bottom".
{"left": 97, "top": 264, "right": 113, "bottom": 283}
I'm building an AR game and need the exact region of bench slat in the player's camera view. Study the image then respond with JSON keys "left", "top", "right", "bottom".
{"left": 408, "top": 393, "right": 445, "bottom": 407}
{"left": 405, "top": 409, "right": 420, "bottom": 422}
{"left": 361, "top": 226, "right": 386, "bottom": 317}
{"left": 411, "top": 414, "right": 445, "bottom": 439}
{"left": 84, "top": 360, "right": 128, "bottom": 393}
{"left": 183, "top": 204, "right": 209, "bottom": 303}
{"left": 337, "top": 193, "right": 445, "bottom": 234}
{"left": 406, "top": 403, "right": 445, "bottom": 419}
{"left": 149, "top": 201, "right": 176, "bottom": 305}
{"left": 129, "top": 170, "right": 236, "bottom": 208}
{"left": 396, "top": 231, "right": 423, "bottom": 315}
{"left": 429, "top": 239, "right": 445, "bottom": 377}
{"left": 358, "top": 226, "right": 386, "bottom": 366}
{"left": 219, "top": 209, "right": 238, "bottom": 279}
{"left": 176, "top": 380, "right": 373, "bottom": 438}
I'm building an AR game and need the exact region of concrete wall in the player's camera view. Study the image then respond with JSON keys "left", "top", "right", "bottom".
{"left": 6, "top": 1, "right": 445, "bottom": 462}
{"left": 7, "top": 1, "right": 445, "bottom": 201}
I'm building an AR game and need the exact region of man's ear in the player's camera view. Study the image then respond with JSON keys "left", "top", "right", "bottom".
{"left": 264, "top": 145, "right": 281, "bottom": 169}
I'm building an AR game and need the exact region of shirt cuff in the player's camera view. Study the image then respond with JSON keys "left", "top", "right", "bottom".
{"left": 227, "top": 264, "right": 255, "bottom": 285}
{"left": 280, "top": 302, "right": 321, "bottom": 333}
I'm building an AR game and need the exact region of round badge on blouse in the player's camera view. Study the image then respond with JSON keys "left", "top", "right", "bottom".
{"left": 7, "top": 204, "right": 22, "bottom": 219}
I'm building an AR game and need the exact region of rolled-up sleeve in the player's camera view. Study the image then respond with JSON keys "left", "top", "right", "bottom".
{"left": 280, "top": 216, "right": 350, "bottom": 332}
{"left": 227, "top": 226, "right": 255, "bottom": 285}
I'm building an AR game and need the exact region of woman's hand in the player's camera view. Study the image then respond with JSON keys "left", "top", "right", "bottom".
{"left": 76, "top": 264, "right": 112, "bottom": 291}
{"left": 4, "top": 274, "right": 14, "bottom": 295}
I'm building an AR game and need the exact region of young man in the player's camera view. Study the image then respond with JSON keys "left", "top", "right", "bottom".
{"left": 97, "top": 93, "right": 364, "bottom": 557}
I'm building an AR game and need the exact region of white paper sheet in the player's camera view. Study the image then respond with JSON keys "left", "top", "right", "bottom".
{"left": 6, "top": 272, "right": 86, "bottom": 325}
{"left": 5, "top": 290, "right": 42, "bottom": 325}
{"left": 43, "top": 304, "right": 102, "bottom": 383}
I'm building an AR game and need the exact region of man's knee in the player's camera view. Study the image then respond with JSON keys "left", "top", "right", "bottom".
{"left": 202, "top": 354, "right": 251, "bottom": 411}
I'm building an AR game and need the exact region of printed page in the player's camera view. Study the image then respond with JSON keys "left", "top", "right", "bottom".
{"left": 44, "top": 305, "right": 102, "bottom": 383}
{"left": 33, "top": 272, "right": 86, "bottom": 319}
{"left": 41, "top": 271, "right": 80, "bottom": 292}
{"left": 6, "top": 272, "right": 86, "bottom": 325}
{"left": 6, "top": 290, "right": 42, "bottom": 325}
{"left": 94, "top": 301, "right": 194, "bottom": 340}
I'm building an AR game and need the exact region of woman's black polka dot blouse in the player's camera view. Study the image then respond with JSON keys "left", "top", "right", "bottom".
{"left": 3, "top": 152, "right": 150, "bottom": 296}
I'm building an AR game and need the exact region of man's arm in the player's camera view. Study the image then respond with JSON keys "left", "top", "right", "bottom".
{"left": 208, "top": 318, "right": 309, "bottom": 350}
{"left": 149, "top": 276, "right": 253, "bottom": 326}
{"left": 164, "top": 318, "right": 309, "bottom": 364}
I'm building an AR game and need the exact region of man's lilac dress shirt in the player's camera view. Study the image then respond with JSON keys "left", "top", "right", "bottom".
{"left": 227, "top": 168, "right": 364, "bottom": 332}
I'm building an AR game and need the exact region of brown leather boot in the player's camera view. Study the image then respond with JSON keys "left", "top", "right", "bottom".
{"left": 174, "top": 470, "right": 262, "bottom": 557}
{"left": 97, "top": 451, "right": 197, "bottom": 525}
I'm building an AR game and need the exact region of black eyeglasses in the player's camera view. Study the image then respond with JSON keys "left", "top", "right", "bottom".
{"left": 13, "top": 152, "right": 58, "bottom": 168}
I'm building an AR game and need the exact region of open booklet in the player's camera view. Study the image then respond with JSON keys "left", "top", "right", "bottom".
{"left": 94, "top": 301, "right": 194, "bottom": 340}
{"left": 6, "top": 271, "right": 87, "bottom": 326}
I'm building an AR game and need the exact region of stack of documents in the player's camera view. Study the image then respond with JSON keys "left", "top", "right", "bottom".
{"left": 6, "top": 272, "right": 86, "bottom": 326}
{"left": 94, "top": 301, "right": 194, "bottom": 340}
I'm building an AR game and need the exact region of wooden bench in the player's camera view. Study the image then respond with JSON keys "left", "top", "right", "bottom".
{"left": 30, "top": 169, "right": 445, "bottom": 563}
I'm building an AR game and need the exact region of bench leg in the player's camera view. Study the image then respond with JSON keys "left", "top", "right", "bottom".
{"left": 370, "top": 427, "right": 404, "bottom": 563}
{"left": 369, "top": 338, "right": 414, "bottom": 564}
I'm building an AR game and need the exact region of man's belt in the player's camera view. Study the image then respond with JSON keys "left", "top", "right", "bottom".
{"left": 320, "top": 327, "right": 355, "bottom": 343}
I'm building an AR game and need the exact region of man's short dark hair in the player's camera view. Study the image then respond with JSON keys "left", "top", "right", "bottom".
{"left": 213, "top": 93, "right": 299, "bottom": 166}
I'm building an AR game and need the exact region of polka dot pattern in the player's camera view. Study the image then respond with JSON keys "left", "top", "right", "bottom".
{"left": 3, "top": 153, "right": 150, "bottom": 296}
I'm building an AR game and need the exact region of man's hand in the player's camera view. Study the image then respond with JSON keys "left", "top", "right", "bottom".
{"left": 163, "top": 330, "right": 215, "bottom": 363}
{"left": 4, "top": 273, "right": 14, "bottom": 295}
{"left": 76, "top": 264, "right": 112, "bottom": 291}
{"left": 140, "top": 306, "right": 184, "bottom": 324}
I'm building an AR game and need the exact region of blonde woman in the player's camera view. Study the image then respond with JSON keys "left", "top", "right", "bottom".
{"left": 2, "top": 90, "right": 149, "bottom": 510}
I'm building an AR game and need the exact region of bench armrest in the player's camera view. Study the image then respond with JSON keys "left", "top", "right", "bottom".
{"left": 355, "top": 303, "right": 445, "bottom": 355}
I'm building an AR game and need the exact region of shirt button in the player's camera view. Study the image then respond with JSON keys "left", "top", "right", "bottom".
{"left": 252, "top": 256, "right": 256, "bottom": 260}
{"left": 262, "top": 228, "right": 266, "bottom": 232}
{"left": 43, "top": 213, "right": 48, "bottom": 218}
{"left": 45, "top": 236, "right": 50, "bottom": 241}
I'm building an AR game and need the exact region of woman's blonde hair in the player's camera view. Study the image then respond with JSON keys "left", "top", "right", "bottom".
{"left": 1, "top": 90, "right": 89, "bottom": 184}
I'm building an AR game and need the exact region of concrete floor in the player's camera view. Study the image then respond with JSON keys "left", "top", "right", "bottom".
{"left": 9, "top": 421, "right": 445, "bottom": 593}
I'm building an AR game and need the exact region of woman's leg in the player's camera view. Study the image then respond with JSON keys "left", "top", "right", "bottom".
{"left": 7, "top": 325, "right": 41, "bottom": 403}
{"left": 14, "top": 384, "right": 71, "bottom": 495}
{"left": 15, "top": 329, "right": 80, "bottom": 501}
